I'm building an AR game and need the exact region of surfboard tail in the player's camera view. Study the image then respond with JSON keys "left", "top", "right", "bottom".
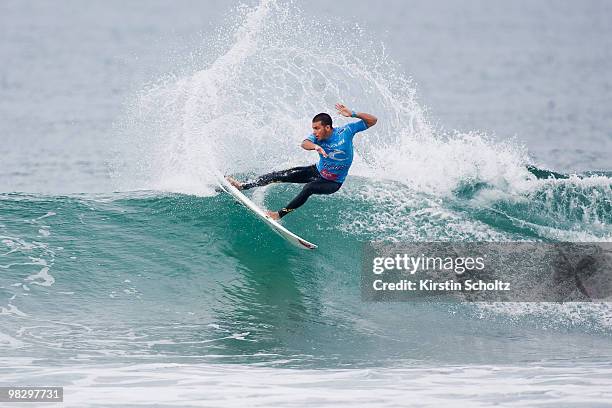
{"left": 298, "top": 238, "right": 317, "bottom": 250}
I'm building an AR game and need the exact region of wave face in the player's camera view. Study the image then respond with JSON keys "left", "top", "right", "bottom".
{"left": 1, "top": 186, "right": 611, "bottom": 368}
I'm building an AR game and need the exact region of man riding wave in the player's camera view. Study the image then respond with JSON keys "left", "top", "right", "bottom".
{"left": 227, "top": 103, "right": 377, "bottom": 220}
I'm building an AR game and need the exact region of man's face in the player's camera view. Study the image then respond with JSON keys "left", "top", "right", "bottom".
{"left": 312, "top": 121, "right": 332, "bottom": 140}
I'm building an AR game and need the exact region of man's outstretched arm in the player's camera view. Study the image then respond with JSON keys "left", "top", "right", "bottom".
{"left": 301, "top": 140, "right": 328, "bottom": 157}
{"left": 335, "top": 103, "right": 377, "bottom": 128}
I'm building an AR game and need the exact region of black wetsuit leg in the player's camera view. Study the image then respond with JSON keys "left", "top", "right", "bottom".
{"left": 241, "top": 164, "right": 342, "bottom": 218}
{"left": 279, "top": 178, "right": 342, "bottom": 218}
{"left": 242, "top": 165, "right": 319, "bottom": 189}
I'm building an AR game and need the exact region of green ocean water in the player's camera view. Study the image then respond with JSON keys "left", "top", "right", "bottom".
{"left": 2, "top": 174, "right": 611, "bottom": 370}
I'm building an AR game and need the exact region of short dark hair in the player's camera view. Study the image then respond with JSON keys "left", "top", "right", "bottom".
{"left": 312, "top": 113, "right": 332, "bottom": 127}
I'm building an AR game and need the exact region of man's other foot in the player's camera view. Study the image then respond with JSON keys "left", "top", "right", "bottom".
{"left": 226, "top": 176, "right": 243, "bottom": 190}
{"left": 266, "top": 210, "right": 281, "bottom": 221}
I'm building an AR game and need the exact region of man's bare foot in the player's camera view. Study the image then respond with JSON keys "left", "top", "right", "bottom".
{"left": 226, "top": 176, "right": 243, "bottom": 190}
{"left": 266, "top": 210, "right": 280, "bottom": 220}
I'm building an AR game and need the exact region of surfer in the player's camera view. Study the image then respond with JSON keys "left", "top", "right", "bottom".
{"left": 227, "top": 103, "right": 377, "bottom": 220}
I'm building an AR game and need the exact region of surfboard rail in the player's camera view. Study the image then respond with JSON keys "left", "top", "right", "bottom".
{"left": 217, "top": 174, "right": 317, "bottom": 250}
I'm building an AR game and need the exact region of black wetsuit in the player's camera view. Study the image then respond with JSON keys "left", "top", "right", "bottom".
{"left": 242, "top": 165, "right": 342, "bottom": 218}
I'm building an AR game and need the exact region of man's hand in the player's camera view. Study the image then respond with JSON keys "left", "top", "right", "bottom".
{"left": 336, "top": 102, "right": 378, "bottom": 128}
{"left": 335, "top": 103, "right": 352, "bottom": 117}
{"left": 302, "top": 139, "right": 328, "bottom": 157}
{"left": 315, "top": 145, "right": 328, "bottom": 158}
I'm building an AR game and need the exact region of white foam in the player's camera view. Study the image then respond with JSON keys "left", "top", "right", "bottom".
{"left": 476, "top": 302, "right": 612, "bottom": 331}
{"left": 25, "top": 267, "right": 55, "bottom": 287}
{"left": 337, "top": 180, "right": 513, "bottom": 241}
{"left": 1, "top": 362, "right": 611, "bottom": 407}
{"left": 111, "top": 0, "right": 430, "bottom": 196}
{"left": 38, "top": 227, "right": 51, "bottom": 237}
{"left": 0, "top": 332, "right": 25, "bottom": 347}
{"left": 0, "top": 304, "right": 28, "bottom": 317}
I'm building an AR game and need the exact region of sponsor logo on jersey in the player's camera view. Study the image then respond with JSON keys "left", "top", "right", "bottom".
{"left": 327, "top": 149, "right": 348, "bottom": 161}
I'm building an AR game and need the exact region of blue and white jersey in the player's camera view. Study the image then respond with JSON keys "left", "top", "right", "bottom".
{"left": 306, "top": 120, "right": 367, "bottom": 183}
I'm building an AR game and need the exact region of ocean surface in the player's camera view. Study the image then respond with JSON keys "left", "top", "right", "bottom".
{"left": 1, "top": 0, "right": 611, "bottom": 406}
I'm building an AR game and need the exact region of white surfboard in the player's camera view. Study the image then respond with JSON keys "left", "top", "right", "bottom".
{"left": 217, "top": 175, "right": 317, "bottom": 250}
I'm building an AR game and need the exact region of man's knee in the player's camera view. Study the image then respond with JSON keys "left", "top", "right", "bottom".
{"left": 301, "top": 183, "right": 318, "bottom": 196}
{"left": 306, "top": 181, "right": 340, "bottom": 196}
